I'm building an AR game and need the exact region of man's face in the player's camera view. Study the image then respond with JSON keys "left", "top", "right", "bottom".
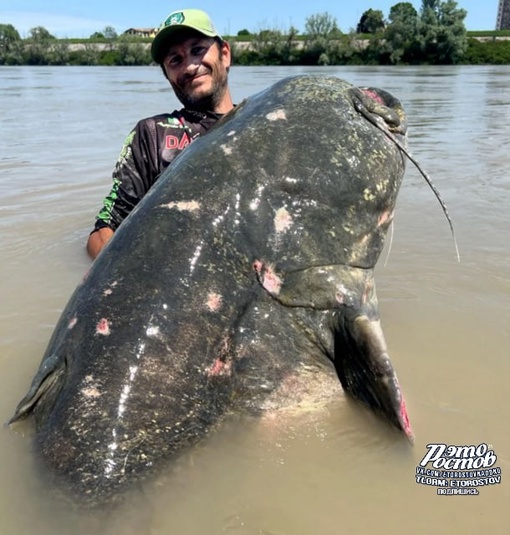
{"left": 162, "top": 31, "right": 231, "bottom": 112}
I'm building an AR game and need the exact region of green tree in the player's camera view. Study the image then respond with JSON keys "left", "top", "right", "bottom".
{"left": 418, "top": 0, "right": 468, "bottom": 63}
{"left": 4, "top": 40, "right": 24, "bottom": 64}
{"left": 101, "top": 25, "right": 118, "bottom": 53}
{"left": 115, "top": 34, "right": 150, "bottom": 65}
{"left": 24, "top": 26, "right": 55, "bottom": 65}
{"left": 283, "top": 26, "right": 300, "bottom": 64}
{"left": 464, "top": 38, "right": 510, "bottom": 65}
{"left": 47, "top": 40, "right": 70, "bottom": 65}
{"left": 0, "top": 23, "right": 21, "bottom": 50}
{"left": 356, "top": 9, "right": 385, "bottom": 34}
{"left": 0, "top": 24, "right": 23, "bottom": 64}
{"left": 389, "top": 1, "right": 419, "bottom": 21}
{"left": 248, "top": 28, "right": 293, "bottom": 65}
{"left": 303, "top": 12, "right": 342, "bottom": 65}
{"left": 103, "top": 26, "right": 118, "bottom": 40}
{"left": 305, "top": 12, "right": 341, "bottom": 39}
{"left": 28, "top": 26, "right": 55, "bottom": 41}
{"left": 70, "top": 42, "right": 99, "bottom": 66}
{"left": 384, "top": 2, "right": 420, "bottom": 63}
{"left": 237, "top": 29, "right": 251, "bottom": 36}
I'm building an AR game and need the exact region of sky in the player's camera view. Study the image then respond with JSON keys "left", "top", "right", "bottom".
{"left": 0, "top": 0, "right": 502, "bottom": 38}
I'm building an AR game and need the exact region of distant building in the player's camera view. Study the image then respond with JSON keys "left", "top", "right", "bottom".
{"left": 123, "top": 28, "right": 157, "bottom": 38}
{"left": 496, "top": 0, "right": 510, "bottom": 30}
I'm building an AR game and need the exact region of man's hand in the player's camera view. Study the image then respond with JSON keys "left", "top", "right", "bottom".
{"left": 86, "top": 227, "right": 114, "bottom": 259}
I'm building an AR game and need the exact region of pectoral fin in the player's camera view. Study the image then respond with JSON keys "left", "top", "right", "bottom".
{"left": 9, "top": 353, "right": 66, "bottom": 425}
{"left": 256, "top": 263, "right": 413, "bottom": 439}
{"left": 333, "top": 310, "right": 413, "bottom": 441}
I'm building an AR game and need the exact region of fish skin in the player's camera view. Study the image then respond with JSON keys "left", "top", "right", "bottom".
{"left": 9, "top": 75, "right": 412, "bottom": 506}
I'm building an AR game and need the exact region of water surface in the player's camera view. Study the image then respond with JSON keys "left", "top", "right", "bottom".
{"left": 0, "top": 65, "right": 508, "bottom": 534}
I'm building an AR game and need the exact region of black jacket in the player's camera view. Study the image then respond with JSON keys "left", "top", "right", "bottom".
{"left": 93, "top": 109, "right": 221, "bottom": 232}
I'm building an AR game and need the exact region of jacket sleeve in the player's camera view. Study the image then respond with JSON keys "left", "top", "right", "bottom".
{"left": 92, "top": 120, "right": 158, "bottom": 232}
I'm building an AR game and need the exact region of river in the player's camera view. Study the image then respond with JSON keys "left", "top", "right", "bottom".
{"left": 0, "top": 64, "right": 508, "bottom": 534}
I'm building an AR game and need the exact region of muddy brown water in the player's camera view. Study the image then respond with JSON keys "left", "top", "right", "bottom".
{"left": 0, "top": 65, "right": 508, "bottom": 534}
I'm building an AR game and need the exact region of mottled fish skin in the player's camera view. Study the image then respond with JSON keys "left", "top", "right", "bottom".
{"left": 10, "top": 75, "right": 411, "bottom": 507}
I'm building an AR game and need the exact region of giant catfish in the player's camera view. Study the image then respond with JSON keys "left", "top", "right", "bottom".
{"left": 10, "top": 75, "right": 414, "bottom": 506}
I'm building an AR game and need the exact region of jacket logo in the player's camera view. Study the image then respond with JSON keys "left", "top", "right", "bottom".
{"left": 166, "top": 134, "right": 190, "bottom": 150}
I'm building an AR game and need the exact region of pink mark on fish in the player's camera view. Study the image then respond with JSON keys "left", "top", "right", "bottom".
{"left": 206, "top": 358, "right": 232, "bottom": 377}
{"left": 206, "top": 292, "right": 223, "bottom": 312}
{"left": 103, "top": 280, "right": 119, "bottom": 296}
{"left": 360, "top": 234, "right": 370, "bottom": 247}
{"left": 266, "top": 109, "right": 287, "bottom": 121}
{"left": 68, "top": 317, "right": 78, "bottom": 329}
{"left": 361, "top": 89, "right": 385, "bottom": 105}
{"left": 377, "top": 209, "right": 393, "bottom": 227}
{"left": 221, "top": 144, "right": 233, "bottom": 155}
{"left": 362, "top": 278, "right": 374, "bottom": 304}
{"left": 161, "top": 200, "right": 200, "bottom": 212}
{"left": 96, "top": 318, "right": 111, "bottom": 336}
{"left": 81, "top": 375, "right": 101, "bottom": 398}
{"left": 81, "top": 386, "right": 101, "bottom": 398}
{"left": 253, "top": 260, "right": 283, "bottom": 295}
{"left": 400, "top": 396, "right": 414, "bottom": 441}
{"left": 274, "top": 207, "right": 293, "bottom": 234}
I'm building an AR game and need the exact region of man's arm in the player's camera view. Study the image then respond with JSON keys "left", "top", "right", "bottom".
{"left": 85, "top": 119, "right": 157, "bottom": 260}
{"left": 85, "top": 111, "right": 205, "bottom": 260}
{"left": 87, "top": 227, "right": 114, "bottom": 259}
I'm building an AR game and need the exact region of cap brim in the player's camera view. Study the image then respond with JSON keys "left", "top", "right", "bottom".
{"left": 151, "top": 26, "right": 218, "bottom": 63}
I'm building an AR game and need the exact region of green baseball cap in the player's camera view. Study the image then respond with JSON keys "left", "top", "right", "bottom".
{"left": 151, "top": 9, "right": 221, "bottom": 63}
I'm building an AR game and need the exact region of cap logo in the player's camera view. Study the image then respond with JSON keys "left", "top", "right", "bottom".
{"left": 165, "top": 12, "right": 185, "bottom": 27}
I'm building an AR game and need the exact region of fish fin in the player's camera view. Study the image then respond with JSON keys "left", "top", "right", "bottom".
{"left": 332, "top": 310, "right": 413, "bottom": 441}
{"left": 8, "top": 353, "right": 66, "bottom": 425}
{"left": 256, "top": 263, "right": 413, "bottom": 440}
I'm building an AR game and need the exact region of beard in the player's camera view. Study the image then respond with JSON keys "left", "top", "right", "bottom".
{"left": 170, "top": 67, "right": 229, "bottom": 112}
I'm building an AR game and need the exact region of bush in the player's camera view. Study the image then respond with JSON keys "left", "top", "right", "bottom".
{"left": 464, "top": 38, "right": 510, "bottom": 64}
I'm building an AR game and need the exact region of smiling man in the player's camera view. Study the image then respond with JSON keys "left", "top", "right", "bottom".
{"left": 87, "top": 9, "right": 234, "bottom": 259}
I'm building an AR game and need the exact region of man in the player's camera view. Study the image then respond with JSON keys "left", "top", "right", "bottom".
{"left": 86, "top": 9, "right": 234, "bottom": 259}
